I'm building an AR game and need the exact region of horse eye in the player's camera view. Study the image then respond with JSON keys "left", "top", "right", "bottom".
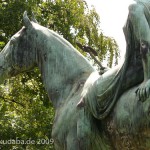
{"left": 141, "top": 42, "right": 147, "bottom": 48}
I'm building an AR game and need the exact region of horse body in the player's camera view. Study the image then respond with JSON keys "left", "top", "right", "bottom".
{"left": 1, "top": 1, "right": 150, "bottom": 149}
{"left": 0, "top": 12, "right": 108, "bottom": 149}
{"left": 31, "top": 23, "right": 102, "bottom": 149}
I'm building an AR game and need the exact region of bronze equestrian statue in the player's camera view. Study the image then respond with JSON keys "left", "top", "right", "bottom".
{"left": 0, "top": 0, "right": 150, "bottom": 149}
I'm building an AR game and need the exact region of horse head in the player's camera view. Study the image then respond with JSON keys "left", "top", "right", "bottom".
{"left": 0, "top": 11, "right": 38, "bottom": 83}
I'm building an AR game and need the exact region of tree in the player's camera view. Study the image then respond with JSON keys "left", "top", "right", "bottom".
{"left": 0, "top": 0, "right": 119, "bottom": 149}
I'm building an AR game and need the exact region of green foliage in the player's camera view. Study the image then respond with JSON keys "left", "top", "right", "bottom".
{"left": 0, "top": 0, "right": 120, "bottom": 149}
{"left": 0, "top": 69, "right": 54, "bottom": 149}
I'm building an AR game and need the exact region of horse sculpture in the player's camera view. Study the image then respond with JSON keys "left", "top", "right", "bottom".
{"left": 1, "top": 0, "right": 150, "bottom": 149}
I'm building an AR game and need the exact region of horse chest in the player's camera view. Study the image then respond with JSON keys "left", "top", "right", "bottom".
{"left": 51, "top": 91, "right": 91, "bottom": 148}
{"left": 103, "top": 86, "right": 150, "bottom": 150}
{"left": 52, "top": 96, "right": 79, "bottom": 134}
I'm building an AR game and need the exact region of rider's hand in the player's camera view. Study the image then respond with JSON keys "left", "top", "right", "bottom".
{"left": 135, "top": 80, "right": 150, "bottom": 102}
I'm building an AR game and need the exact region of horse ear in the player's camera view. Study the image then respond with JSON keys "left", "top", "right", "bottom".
{"left": 23, "top": 11, "right": 32, "bottom": 28}
{"left": 31, "top": 12, "right": 38, "bottom": 23}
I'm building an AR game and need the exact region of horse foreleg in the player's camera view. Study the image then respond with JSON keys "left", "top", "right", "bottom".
{"left": 66, "top": 127, "right": 79, "bottom": 150}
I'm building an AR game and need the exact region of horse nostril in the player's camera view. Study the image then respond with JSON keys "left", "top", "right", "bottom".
{"left": 0, "top": 66, "right": 4, "bottom": 70}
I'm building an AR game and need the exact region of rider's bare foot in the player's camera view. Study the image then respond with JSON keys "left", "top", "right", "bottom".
{"left": 135, "top": 79, "right": 150, "bottom": 102}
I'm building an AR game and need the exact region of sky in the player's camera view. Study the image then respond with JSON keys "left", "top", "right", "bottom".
{"left": 85, "top": 0, "right": 135, "bottom": 58}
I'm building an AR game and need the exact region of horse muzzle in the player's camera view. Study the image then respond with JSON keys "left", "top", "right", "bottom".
{"left": 0, "top": 46, "right": 12, "bottom": 84}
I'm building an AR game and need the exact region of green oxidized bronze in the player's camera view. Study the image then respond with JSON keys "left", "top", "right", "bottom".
{"left": 0, "top": 0, "right": 150, "bottom": 149}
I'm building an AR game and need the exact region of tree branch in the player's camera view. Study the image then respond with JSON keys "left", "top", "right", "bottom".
{"left": 0, "top": 95, "right": 25, "bottom": 107}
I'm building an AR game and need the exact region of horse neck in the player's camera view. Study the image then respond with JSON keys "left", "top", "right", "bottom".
{"left": 36, "top": 30, "right": 95, "bottom": 107}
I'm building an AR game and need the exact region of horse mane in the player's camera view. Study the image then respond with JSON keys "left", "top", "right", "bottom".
{"left": 34, "top": 22, "right": 78, "bottom": 53}
{"left": 47, "top": 29, "right": 75, "bottom": 50}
